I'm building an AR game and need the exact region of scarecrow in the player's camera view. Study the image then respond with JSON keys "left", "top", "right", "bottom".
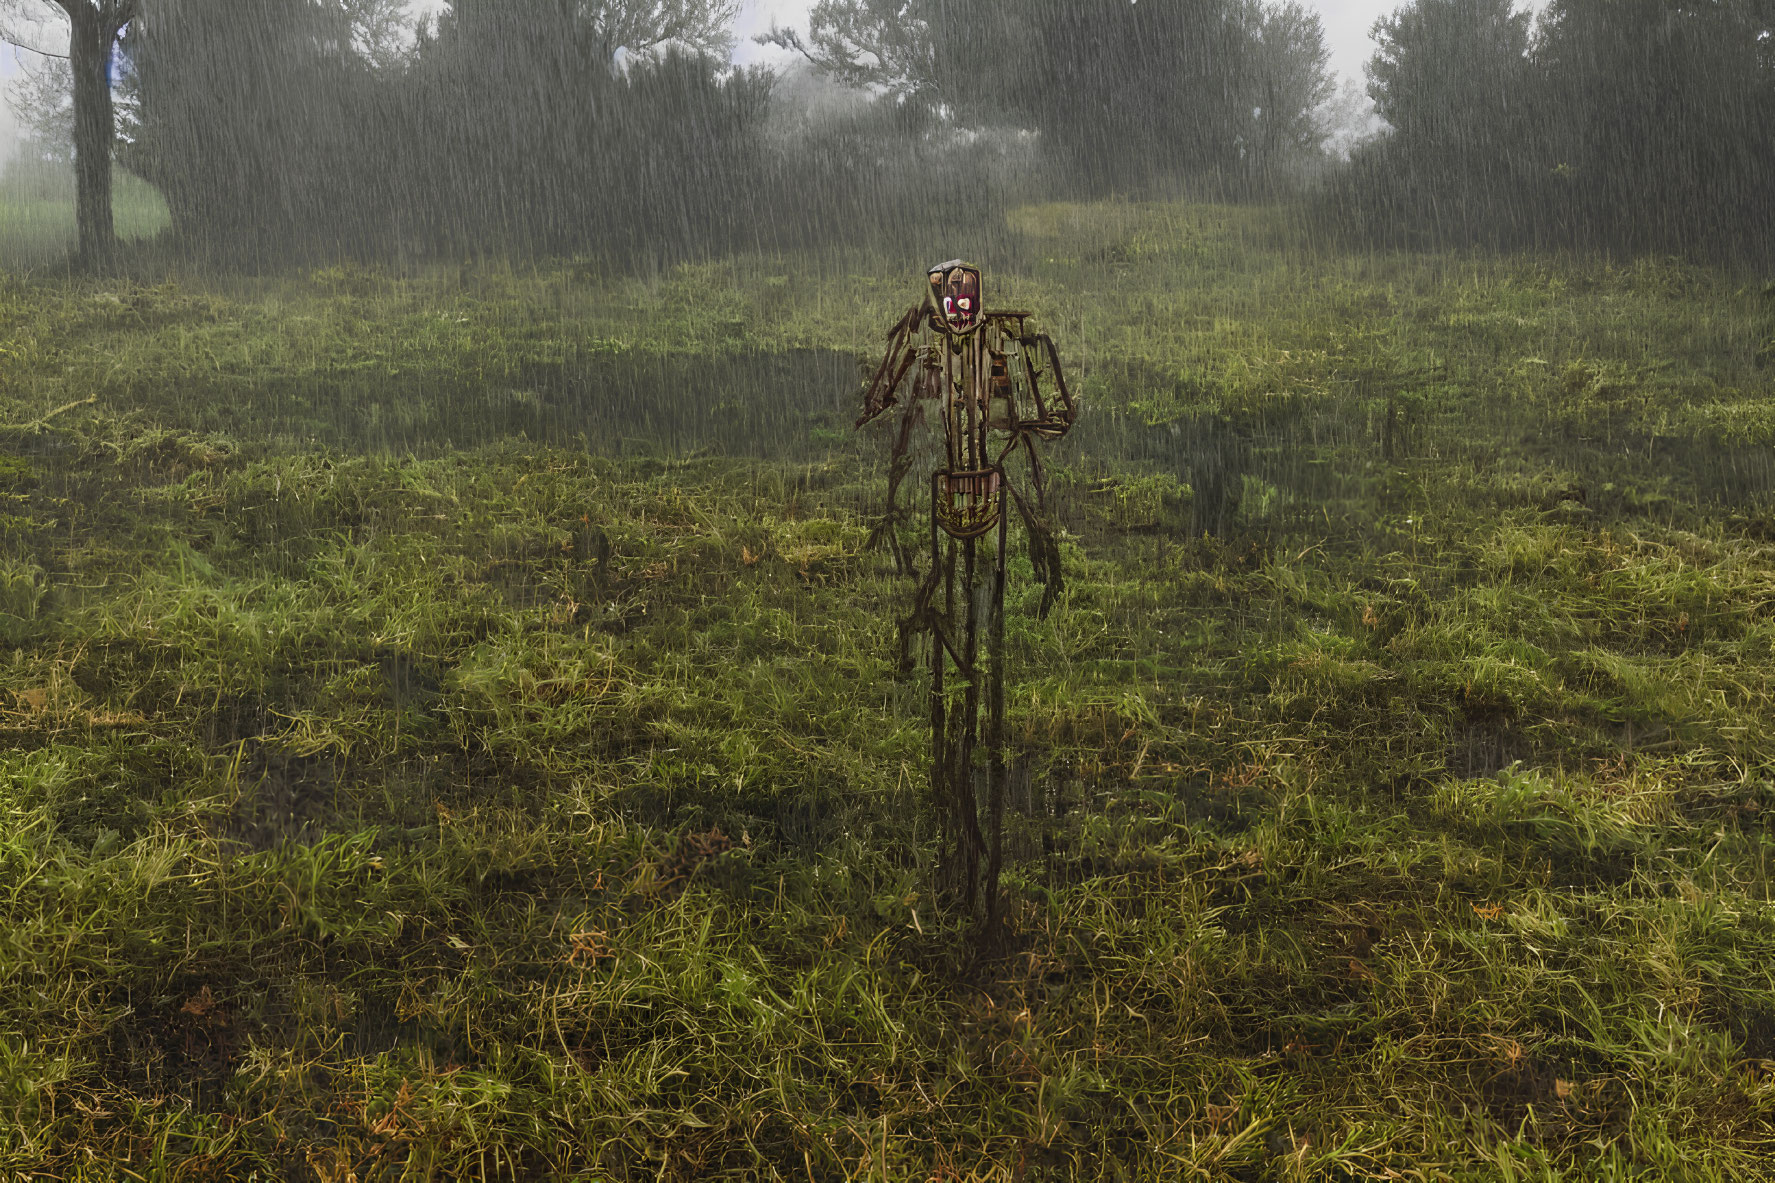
{"left": 858, "top": 260, "right": 1076, "bottom": 923}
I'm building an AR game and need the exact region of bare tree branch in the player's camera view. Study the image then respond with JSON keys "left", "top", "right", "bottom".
{"left": 1, "top": 30, "right": 68, "bottom": 57}
{"left": 755, "top": 1, "right": 938, "bottom": 105}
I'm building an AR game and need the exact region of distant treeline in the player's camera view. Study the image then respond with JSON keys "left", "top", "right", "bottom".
{"left": 124, "top": 0, "right": 787, "bottom": 263}
{"left": 21, "top": 0, "right": 1764, "bottom": 265}
{"left": 103, "top": 0, "right": 1336, "bottom": 264}
{"left": 1319, "top": 0, "right": 1775, "bottom": 262}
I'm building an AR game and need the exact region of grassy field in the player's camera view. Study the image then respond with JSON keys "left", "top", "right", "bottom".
{"left": 0, "top": 163, "right": 170, "bottom": 271}
{"left": 1, "top": 197, "right": 1774, "bottom": 1179}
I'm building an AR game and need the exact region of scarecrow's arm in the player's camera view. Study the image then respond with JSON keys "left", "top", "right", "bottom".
{"left": 857, "top": 305, "right": 928, "bottom": 428}
{"left": 1017, "top": 331, "right": 1077, "bottom": 440}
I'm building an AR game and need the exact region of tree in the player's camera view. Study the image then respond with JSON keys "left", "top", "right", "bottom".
{"left": 1017, "top": 0, "right": 1253, "bottom": 188}
{"left": 339, "top": 0, "right": 416, "bottom": 68}
{"left": 1362, "top": 0, "right": 1542, "bottom": 243}
{"left": 440, "top": 0, "right": 738, "bottom": 66}
{"left": 765, "top": 0, "right": 1332, "bottom": 193}
{"left": 125, "top": 0, "right": 761, "bottom": 260}
{"left": 1367, "top": 0, "right": 1533, "bottom": 147}
{"left": 1325, "top": 0, "right": 1774, "bottom": 259}
{"left": 2, "top": 0, "right": 138, "bottom": 266}
{"left": 1532, "top": 0, "right": 1775, "bottom": 254}
{"left": 1312, "top": 74, "right": 1383, "bottom": 163}
{"left": 409, "top": 0, "right": 746, "bottom": 253}
{"left": 759, "top": 0, "right": 945, "bottom": 110}
{"left": 128, "top": 0, "right": 379, "bottom": 256}
{"left": 3, "top": 54, "right": 75, "bottom": 164}
{"left": 1237, "top": 0, "right": 1334, "bottom": 183}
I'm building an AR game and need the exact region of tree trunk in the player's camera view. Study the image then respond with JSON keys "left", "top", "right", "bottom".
{"left": 68, "top": 6, "right": 117, "bottom": 269}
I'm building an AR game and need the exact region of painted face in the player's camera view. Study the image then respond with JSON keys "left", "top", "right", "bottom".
{"left": 929, "top": 265, "right": 981, "bottom": 334}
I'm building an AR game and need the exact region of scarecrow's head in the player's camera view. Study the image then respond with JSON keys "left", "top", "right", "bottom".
{"left": 927, "top": 260, "right": 982, "bottom": 335}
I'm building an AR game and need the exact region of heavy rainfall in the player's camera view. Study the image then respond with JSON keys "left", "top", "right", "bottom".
{"left": 0, "top": 0, "right": 1772, "bottom": 1177}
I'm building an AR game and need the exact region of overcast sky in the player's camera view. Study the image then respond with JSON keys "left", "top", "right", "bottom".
{"left": 2, "top": 0, "right": 1478, "bottom": 169}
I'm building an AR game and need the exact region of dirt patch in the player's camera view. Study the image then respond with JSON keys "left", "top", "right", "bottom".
{"left": 219, "top": 745, "right": 347, "bottom": 854}
{"left": 376, "top": 648, "right": 442, "bottom": 713}
{"left": 1448, "top": 717, "right": 1528, "bottom": 779}
{"left": 1478, "top": 1051, "right": 1569, "bottom": 1132}
{"left": 109, "top": 983, "right": 240, "bottom": 1112}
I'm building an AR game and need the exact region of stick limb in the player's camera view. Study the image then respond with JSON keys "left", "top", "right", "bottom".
{"left": 1004, "top": 473, "right": 1065, "bottom": 619}
{"left": 857, "top": 305, "right": 924, "bottom": 428}
{"left": 983, "top": 485, "right": 1009, "bottom": 934}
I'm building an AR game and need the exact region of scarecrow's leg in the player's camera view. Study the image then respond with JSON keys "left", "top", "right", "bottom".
{"left": 870, "top": 397, "right": 926, "bottom": 578}
{"left": 1004, "top": 472, "right": 1066, "bottom": 620}
{"left": 896, "top": 568, "right": 934, "bottom": 676}
{"left": 957, "top": 531, "right": 985, "bottom": 915}
{"left": 930, "top": 476, "right": 977, "bottom": 904}
{"left": 1022, "top": 432, "right": 1050, "bottom": 512}
{"left": 927, "top": 481, "right": 949, "bottom": 894}
{"left": 984, "top": 483, "right": 1010, "bottom": 929}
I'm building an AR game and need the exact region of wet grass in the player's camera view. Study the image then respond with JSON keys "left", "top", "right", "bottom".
{"left": 1, "top": 203, "right": 1774, "bottom": 1178}
{"left": 0, "top": 166, "right": 170, "bottom": 271}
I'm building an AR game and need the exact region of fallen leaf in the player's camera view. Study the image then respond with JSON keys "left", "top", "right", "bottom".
{"left": 181, "top": 986, "right": 217, "bottom": 1018}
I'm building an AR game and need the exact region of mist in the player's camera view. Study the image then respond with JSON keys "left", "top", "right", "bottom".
{"left": 0, "top": 51, "right": 21, "bottom": 173}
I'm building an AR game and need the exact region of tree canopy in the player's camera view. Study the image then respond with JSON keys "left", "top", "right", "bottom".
{"left": 766, "top": 0, "right": 1334, "bottom": 193}
{"left": 1327, "top": 0, "right": 1775, "bottom": 259}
